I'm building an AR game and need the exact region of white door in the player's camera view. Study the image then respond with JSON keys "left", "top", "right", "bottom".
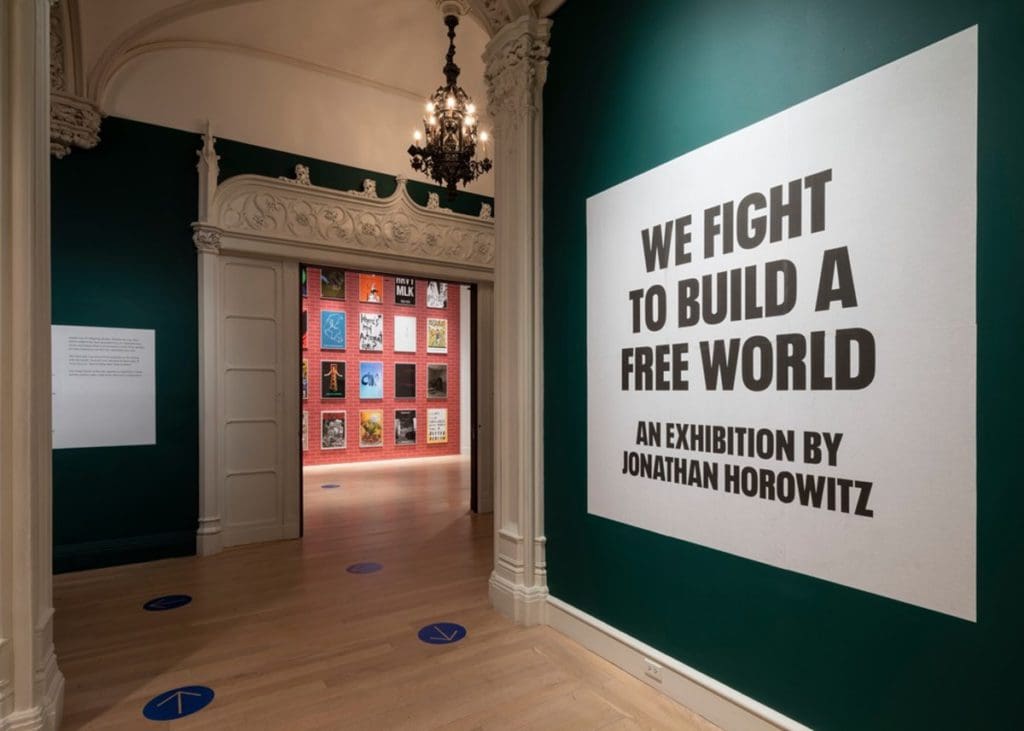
{"left": 218, "top": 255, "right": 300, "bottom": 547}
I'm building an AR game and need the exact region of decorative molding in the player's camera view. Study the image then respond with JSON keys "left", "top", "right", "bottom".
{"left": 352, "top": 178, "right": 379, "bottom": 199}
{"left": 205, "top": 174, "right": 495, "bottom": 269}
{"left": 479, "top": 202, "right": 493, "bottom": 220}
{"left": 50, "top": 0, "right": 100, "bottom": 158}
{"left": 483, "top": 16, "right": 551, "bottom": 133}
{"left": 547, "top": 597, "right": 812, "bottom": 731}
{"left": 489, "top": 572, "right": 549, "bottom": 625}
{"left": 192, "top": 225, "right": 222, "bottom": 254}
{"left": 278, "top": 163, "right": 311, "bottom": 186}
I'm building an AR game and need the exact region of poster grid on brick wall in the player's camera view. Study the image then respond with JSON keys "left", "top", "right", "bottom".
{"left": 301, "top": 267, "right": 462, "bottom": 465}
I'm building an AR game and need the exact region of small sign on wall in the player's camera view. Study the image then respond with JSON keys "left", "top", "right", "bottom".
{"left": 51, "top": 325, "right": 156, "bottom": 449}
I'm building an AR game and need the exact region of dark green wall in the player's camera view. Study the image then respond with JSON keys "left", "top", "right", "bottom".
{"left": 52, "top": 116, "right": 493, "bottom": 573}
{"left": 543, "top": 2, "right": 1023, "bottom": 729}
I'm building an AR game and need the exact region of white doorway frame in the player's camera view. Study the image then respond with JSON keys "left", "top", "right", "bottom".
{"left": 191, "top": 129, "right": 497, "bottom": 556}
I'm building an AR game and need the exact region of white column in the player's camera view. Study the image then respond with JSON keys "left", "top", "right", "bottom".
{"left": 193, "top": 126, "right": 223, "bottom": 556}
{"left": 0, "top": 1, "right": 66, "bottom": 729}
{"left": 483, "top": 15, "right": 551, "bottom": 625}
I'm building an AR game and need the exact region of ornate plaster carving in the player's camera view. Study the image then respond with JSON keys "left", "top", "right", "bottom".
{"left": 483, "top": 17, "right": 551, "bottom": 133}
{"left": 427, "top": 192, "right": 441, "bottom": 209}
{"left": 192, "top": 226, "right": 222, "bottom": 253}
{"left": 352, "top": 178, "right": 379, "bottom": 199}
{"left": 480, "top": 202, "right": 493, "bottom": 220}
{"left": 50, "top": 0, "right": 100, "bottom": 158}
{"left": 278, "top": 164, "right": 312, "bottom": 186}
{"left": 194, "top": 137, "right": 494, "bottom": 271}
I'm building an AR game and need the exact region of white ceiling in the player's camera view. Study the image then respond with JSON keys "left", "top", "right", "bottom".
{"left": 76, "top": 0, "right": 497, "bottom": 196}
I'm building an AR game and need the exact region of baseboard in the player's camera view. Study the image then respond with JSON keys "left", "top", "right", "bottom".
{"left": 546, "top": 596, "right": 811, "bottom": 731}
{"left": 53, "top": 531, "right": 195, "bottom": 573}
{"left": 489, "top": 572, "right": 548, "bottom": 626}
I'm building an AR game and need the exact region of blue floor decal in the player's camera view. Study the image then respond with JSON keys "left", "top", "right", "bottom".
{"left": 417, "top": 622, "right": 467, "bottom": 645}
{"left": 142, "top": 685, "right": 214, "bottom": 720}
{"left": 143, "top": 594, "right": 192, "bottom": 611}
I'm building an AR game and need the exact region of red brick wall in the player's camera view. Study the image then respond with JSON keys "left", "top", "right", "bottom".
{"left": 301, "top": 267, "right": 461, "bottom": 465}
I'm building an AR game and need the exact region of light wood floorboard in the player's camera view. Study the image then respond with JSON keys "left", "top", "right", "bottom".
{"left": 54, "top": 457, "right": 719, "bottom": 730}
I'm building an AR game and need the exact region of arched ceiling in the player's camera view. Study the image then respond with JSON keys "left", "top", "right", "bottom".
{"left": 71, "top": 0, "right": 566, "bottom": 196}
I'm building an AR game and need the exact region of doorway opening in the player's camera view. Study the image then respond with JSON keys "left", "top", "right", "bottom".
{"left": 298, "top": 263, "right": 478, "bottom": 536}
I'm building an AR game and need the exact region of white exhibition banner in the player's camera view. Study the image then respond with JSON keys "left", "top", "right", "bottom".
{"left": 586, "top": 28, "right": 977, "bottom": 620}
{"left": 52, "top": 325, "right": 156, "bottom": 449}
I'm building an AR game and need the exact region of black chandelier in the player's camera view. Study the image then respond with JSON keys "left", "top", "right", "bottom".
{"left": 408, "top": 14, "right": 492, "bottom": 199}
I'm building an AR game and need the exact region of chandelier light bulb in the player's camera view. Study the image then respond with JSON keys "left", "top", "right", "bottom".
{"left": 465, "top": 116, "right": 476, "bottom": 127}
{"left": 429, "top": 115, "right": 437, "bottom": 126}
{"left": 414, "top": 130, "right": 422, "bottom": 141}
{"left": 480, "top": 131, "right": 489, "bottom": 142}
{"left": 426, "top": 101, "right": 435, "bottom": 113}
{"left": 467, "top": 103, "right": 476, "bottom": 114}
{"left": 446, "top": 96, "right": 455, "bottom": 109}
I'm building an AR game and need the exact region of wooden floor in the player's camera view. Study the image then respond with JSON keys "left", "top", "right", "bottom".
{"left": 54, "top": 456, "right": 718, "bottom": 730}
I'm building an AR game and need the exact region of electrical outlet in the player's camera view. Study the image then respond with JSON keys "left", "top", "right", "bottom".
{"left": 643, "top": 657, "right": 663, "bottom": 683}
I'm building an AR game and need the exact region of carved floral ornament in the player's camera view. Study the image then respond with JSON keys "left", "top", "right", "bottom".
{"left": 483, "top": 18, "right": 552, "bottom": 131}
{"left": 50, "top": 0, "right": 101, "bottom": 158}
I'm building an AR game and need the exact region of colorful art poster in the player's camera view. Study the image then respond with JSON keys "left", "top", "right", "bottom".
{"left": 427, "top": 408, "right": 448, "bottom": 444}
{"left": 395, "top": 276, "right": 416, "bottom": 305}
{"left": 359, "top": 273, "right": 384, "bottom": 303}
{"left": 301, "top": 265, "right": 308, "bottom": 298}
{"left": 302, "top": 410, "right": 308, "bottom": 451}
{"left": 321, "top": 411, "right": 346, "bottom": 450}
{"left": 395, "top": 409, "right": 416, "bottom": 445}
{"left": 394, "top": 315, "right": 417, "bottom": 352}
{"left": 301, "top": 309, "right": 308, "bottom": 350}
{"left": 427, "top": 364, "right": 448, "bottom": 399}
{"left": 426, "top": 318, "right": 448, "bottom": 354}
{"left": 359, "top": 409, "right": 384, "bottom": 448}
{"left": 321, "top": 311, "right": 347, "bottom": 349}
{"left": 359, "top": 361, "right": 383, "bottom": 399}
{"left": 426, "top": 280, "right": 448, "bottom": 309}
{"left": 359, "top": 312, "right": 384, "bottom": 351}
{"left": 301, "top": 359, "right": 308, "bottom": 400}
{"left": 395, "top": 363, "right": 416, "bottom": 398}
{"left": 320, "top": 267, "right": 346, "bottom": 299}
{"left": 321, "top": 360, "right": 345, "bottom": 398}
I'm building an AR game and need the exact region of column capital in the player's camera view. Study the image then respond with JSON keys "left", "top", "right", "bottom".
{"left": 483, "top": 16, "right": 552, "bottom": 132}
{"left": 50, "top": 0, "right": 101, "bottom": 158}
{"left": 192, "top": 225, "right": 222, "bottom": 254}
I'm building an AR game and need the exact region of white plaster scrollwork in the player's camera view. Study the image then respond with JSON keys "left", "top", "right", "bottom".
{"left": 480, "top": 202, "right": 493, "bottom": 219}
{"left": 427, "top": 192, "right": 441, "bottom": 209}
{"left": 483, "top": 17, "right": 551, "bottom": 133}
{"left": 50, "top": 0, "right": 101, "bottom": 158}
{"left": 278, "top": 164, "right": 312, "bottom": 186}
{"left": 205, "top": 174, "right": 494, "bottom": 269}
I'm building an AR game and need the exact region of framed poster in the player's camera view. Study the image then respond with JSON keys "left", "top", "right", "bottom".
{"left": 394, "top": 315, "right": 417, "bottom": 352}
{"left": 427, "top": 408, "right": 448, "bottom": 444}
{"left": 426, "top": 318, "right": 448, "bottom": 354}
{"left": 320, "top": 267, "right": 346, "bottom": 299}
{"left": 301, "top": 359, "right": 308, "bottom": 400}
{"left": 321, "top": 411, "right": 346, "bottom": 450}
{"left": 302, "top": 410, "right": 308, "bottom": 451}
{"left": 359, "top": 312, "right": 384, "bottom": 351}
{"left": 426, "top": 280, "right": 448, "bottom": 309}
{"left": 395, "top": 276, "right": 416, "bottom": 305}
{"left": 321, "top": 310, "right": 347, "bottom": 349}
{"left": 301, "top": 265, "right": 308, "bottom": 297}
{"left": 301, "top": 309, "right": 308, "bottom": 350}
{"left": 427, "top": 363, "right": 447, "bottom": 399}
{"left": 395, "top": 409, "right": 416, "bottom": 445}
{"left": 359, "top": 361, "right": 383, "bottom": 399}
{"left": 359, "top": 409, "right": 384, "bottom": 447}
{"left": 395, "top": 363, "right": 416, "bottom": 398}
{"left": 321, "top": 360, "right": 345, "bottom": 398}
{"left": 359, "top": 273, "right": 384, "bottom": 303}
